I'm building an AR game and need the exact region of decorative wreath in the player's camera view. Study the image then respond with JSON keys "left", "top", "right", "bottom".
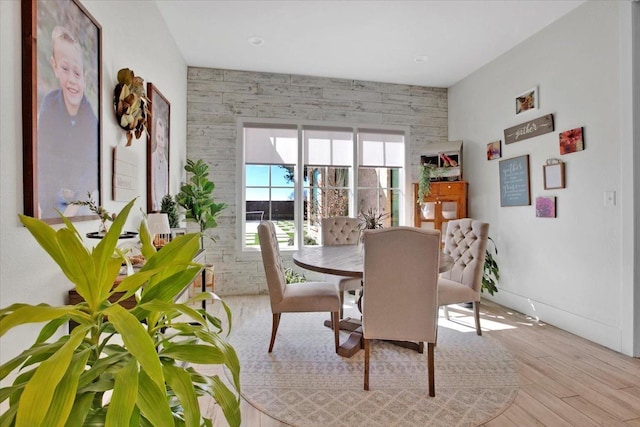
{"left": 113, "top": 68, "right": 149, "bottom": 146}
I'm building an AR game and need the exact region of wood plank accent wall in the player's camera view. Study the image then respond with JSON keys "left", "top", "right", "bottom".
{"left": 187, "top": 67, "right": 448, "bottom": 295}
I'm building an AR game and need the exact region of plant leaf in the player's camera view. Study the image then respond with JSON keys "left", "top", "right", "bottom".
{"left": 15, "top": 325, "right": 88, "bottom": 426}
{"left": 136, "top": 369, "right": 174, "bottom": 426}
{"left": 163, "top": 364, "right": 201, "bottom": 426}
{"left": 103, "top": 305, "right": 164, "bottom": 390}
{"left": 105, "top": 357, "right": 138, "bottom": 427}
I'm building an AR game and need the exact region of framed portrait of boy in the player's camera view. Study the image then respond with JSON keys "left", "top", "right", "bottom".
{"left": 22, "top": 0, "right": 102, "bottom": 223}
{"left": 147, "top": 83, "right": 170, "bottom": 213}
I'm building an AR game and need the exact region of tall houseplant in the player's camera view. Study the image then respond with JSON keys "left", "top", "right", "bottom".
{"left": 482, "top": 237, "right": 500, "bottom": 295}
{"left": 0, "top": 200, "right": 241, "bottom": 426}
{"left": 176, "top": 159, "right": 227, "bottom": 247}
{"left": 160, "top": 194, "right": 180, "bottom": 229}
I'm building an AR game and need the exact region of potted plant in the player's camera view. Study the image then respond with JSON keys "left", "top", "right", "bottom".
{"left": 160, "top": 194, "right": 180, "bottom": 229}
{"left": 0, "top": 199, "right": 241, "bottom": 426}
{"left": 417, "top": 163, "right": 440, "bottom": 204}
{"left": 71, "top": 192, "right": 116, "bottom": 235}
{"left": 482, "top": 237, "right": 500, "bottom": 295}
{"left": 176, "top": 159, "right": 227, "bottom": 248}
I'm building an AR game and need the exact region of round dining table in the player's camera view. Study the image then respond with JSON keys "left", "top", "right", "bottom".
{"left": 292, "top": 244, "right": 454, "bottom": 357}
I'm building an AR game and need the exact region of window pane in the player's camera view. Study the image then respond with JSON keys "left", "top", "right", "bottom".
{"left": 246, "top": 164, "right": 268, "bottom": 186}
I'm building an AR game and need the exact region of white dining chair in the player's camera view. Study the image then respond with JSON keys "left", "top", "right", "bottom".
{"left": 362, "top": 226, "right": 441, "bottom": 396}
{"left": 438, "top": 218, "right": 490, "bottom": 335}
{"left": 258, "top": 220, "right": 341, "bottom": 353}
{"left": 321, "top": 217, "right": 362, "bottom": 318}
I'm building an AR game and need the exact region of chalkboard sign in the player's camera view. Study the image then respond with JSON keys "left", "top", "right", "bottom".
{"left": 499, "top": 155, "right": 530, "bottom": 206}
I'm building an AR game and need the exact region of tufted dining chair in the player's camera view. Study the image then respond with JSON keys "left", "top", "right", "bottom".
{"left": 257, "top": 220, "right": 341, "bottom": 353}
{"left": 362, "top": 227, "right": 441, "bottom": 396}
{"left": 321, "top": 217, "right": 362, "bottom": 318}
{"left": 438, "top": 218, "right": 490, "bottom": 335}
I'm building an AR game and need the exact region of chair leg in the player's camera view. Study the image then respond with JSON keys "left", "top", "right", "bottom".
{"left": 331, "top": 311, "right": 340, "bottom": 352}
{"left": 268, "top": 313, "right": 281, "bottom": 353}
{"left": 364, "top": 338, "right": 370, "bottom": 390}
{"left": 443, "top": 305, "right": 450, "bottom": 320}
{"left": 427, "top": 342, "right": 435, "bottom": 397}
{"left": 339, "top": 290, "right": 344, "bottom": 319}
{"left": 473, "top": 301, "right": 482, "bottom": 336}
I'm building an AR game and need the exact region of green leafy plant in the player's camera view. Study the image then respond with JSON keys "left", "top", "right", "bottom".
{"left": 0, "top": 199, "right": 241, "bottom": 426}
{"left": 358, "top": 208, "right": 388, "bottom": 231}
{"left": 176, "top": 159, "right": 227, "bottom": 246}
{"left": 284, "top": 267, "right": 307, "bottom": 284}
{"left": 417, "top": 164, "right": 440, "bottom": 204}
{"left": 482, "top": 237, "right": 500, "bottom": 295}
{"left": 160, "top": 194, "right": 180, "bottom": 229}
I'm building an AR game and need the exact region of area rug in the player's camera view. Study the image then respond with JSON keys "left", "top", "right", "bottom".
{"left": 224, "top": 309, "right": 519, "bottom": 427}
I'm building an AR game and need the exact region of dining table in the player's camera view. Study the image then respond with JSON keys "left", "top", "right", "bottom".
{"left": 293, "top": 244, "right": 454, "bottom": 357}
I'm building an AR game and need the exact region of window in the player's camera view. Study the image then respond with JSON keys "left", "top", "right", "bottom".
{"left": 242, "top": 122, "right": 405, "bottom": 250}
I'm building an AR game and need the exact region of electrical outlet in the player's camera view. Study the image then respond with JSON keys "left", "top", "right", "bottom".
{"left": 604, "top": 191, "right": 616, "bottom": 206}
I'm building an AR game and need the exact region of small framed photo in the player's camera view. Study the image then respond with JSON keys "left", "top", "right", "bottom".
{"left": 559, "top": 127, "right": 584, "bottom": 155}
{"left": 487, "top": 140, "right": 502, "bottom": 160}
{"left": 22, "top": 0, "right": 102, "bottom": 223}
{"left": 147, "top": 83, "right": 170, "bottom": 213}
{"left": 515, "top": 87, "right": 538, "bottom": 115}
{"left": 536, "top": 196, "right": 556, "bottom": 218}
{"left": 543, "top": 160, "right": 565, "bottom": 190}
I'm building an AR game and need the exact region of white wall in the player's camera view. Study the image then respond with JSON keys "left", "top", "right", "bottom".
{"left": 449, "top": 1, "right": 637, "bottom": 355}
{"left": 0, "top": 0, "right": 187, "bottom": 374}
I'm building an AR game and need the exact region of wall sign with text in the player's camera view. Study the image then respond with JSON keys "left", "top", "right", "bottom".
{"left": 499, "top": 155, "right": 530, "bottom": 207}
{"left": 504, "top": 114, "right": 554, "bottom": 144}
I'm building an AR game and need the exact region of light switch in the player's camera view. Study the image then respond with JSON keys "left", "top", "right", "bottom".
{"left": 604, "top": 191, "right": 616, "bottom": 206}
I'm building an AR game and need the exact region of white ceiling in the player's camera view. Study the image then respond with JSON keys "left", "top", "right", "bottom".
{"left": 156, "top": 0, "right": 584, "bottom": 88}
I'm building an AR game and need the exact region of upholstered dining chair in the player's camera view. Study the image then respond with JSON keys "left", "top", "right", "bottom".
{"left": 438, "top": 218, "right": 490, "bottom": 336}
{"left": 321, "top": 216, "right": 362, "bottom": 318}
{"left": 362, "top": 227, "right": 441, "bottom": 396}
{"left": 257, "top": 220, "right": 341, "bottom": 353}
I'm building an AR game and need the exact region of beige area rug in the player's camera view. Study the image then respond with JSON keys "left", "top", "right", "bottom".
{"left": 225, "top": 307, "right": 519, "bottom": 427}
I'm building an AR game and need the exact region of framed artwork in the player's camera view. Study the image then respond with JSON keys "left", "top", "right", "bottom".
{"left": 536, "top": 196, "right": 556, "bottom": 218}
{"left": 559, "top": 127, "right": 584, "bottom": 155}
{"left": 487, "top": 140, "right": 502, "bottom": 160}
{"left": 499, "top": 155, "right": 530, "bottom": 207}
{"left": 515, "top": 87, "right": 538, "bottom": 115}
{"left": 22, "top": 0, "right": 102, "bottom": 223}
{"left": 543, "top": 160, "right": 565, "bottom": 190}
{"left": 147, "top": 83, "right": 170, "bottom": 213}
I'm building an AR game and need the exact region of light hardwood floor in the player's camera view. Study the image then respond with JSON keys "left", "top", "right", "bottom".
{"left": 204, "top": 294, "right": 640, "bottom": 427}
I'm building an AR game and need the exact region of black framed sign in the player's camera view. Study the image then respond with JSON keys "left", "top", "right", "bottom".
{"left": 499, "top": 155, "right": 531, "bottom": 207}
{"left": 22, "top": 0, "right": 102, "bottom": 223}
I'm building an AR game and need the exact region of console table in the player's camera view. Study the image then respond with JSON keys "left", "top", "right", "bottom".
{"left": 68, "top": 249, "right": 206, "bottom": 330}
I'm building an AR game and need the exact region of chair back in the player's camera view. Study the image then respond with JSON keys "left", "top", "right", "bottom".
{"left": 362, "top": 226, "right": 440, "bottom": 342}
{"left": 257, "top": 220, "right": 286, "bottom": 308}
{"left": 440, "top": 219, "right": 490, "bottom": 294}
{"left": 322, "top": 216, "right": 360, "bottom": 246}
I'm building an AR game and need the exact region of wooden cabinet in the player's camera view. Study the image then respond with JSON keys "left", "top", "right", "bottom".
{"left": 413, "top": 182, "right": 467, "bottom": 236}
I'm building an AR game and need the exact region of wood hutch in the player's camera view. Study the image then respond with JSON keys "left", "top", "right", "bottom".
{"left": 414, "top": 140, "right": 467, "bottom": 237}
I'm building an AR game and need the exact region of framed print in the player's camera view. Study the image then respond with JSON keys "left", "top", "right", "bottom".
{"left": 487, "top": 140, "right": 501, "bottom": 160}
{"left": 543, "top": 160, "right": 565, "bottom": 190}
{"left": 22, "top": 0, "right": 102, "bottom": 223}
{"left": 147, "top": 83, "right": 170, "bottom": 213}
{"left": 499, "top": 155, "right": 530, "bottom": 207}
{"left": 559, "top": 127, "right": 584, "bottom": 155}
{"left": 515, "top": 86, "right": 538, "bottom": 115}
{"left": 536, "top": 196, "right": 556, "bottom": 218}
